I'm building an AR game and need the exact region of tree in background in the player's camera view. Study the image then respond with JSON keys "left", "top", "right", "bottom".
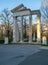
{"left": 41, "top": 0, "right": 48, "bottom": 24}
{"left": 41, "top": 0, "right": 48, "bottom": 43}
{"left": 0, "top": 9, "right": 13, "bottom": 42}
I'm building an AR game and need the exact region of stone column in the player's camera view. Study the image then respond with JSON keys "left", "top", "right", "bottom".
{"left": 33, "top": 32, "right": 35, "bottom": 40}
{"left": 29, "top": 15, "right": 32, "bottom": 43}
{"left": 13, "top": 16, "right": 17, "bottom": 43}
{"left": 20, "top": 16, "right": 23, "bottom": 42}
{"left": 42, "top": 36, "right": 47, "bottom": 44}
{"left": 37, "top": 14, "right": 41, "bottom": 42}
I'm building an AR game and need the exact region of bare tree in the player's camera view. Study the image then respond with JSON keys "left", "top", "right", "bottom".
{"left": 41, "top": 0, "right": 48, "bottom": 25}
{"left": 0, "top": 8, "right": 13, "bottom": 42}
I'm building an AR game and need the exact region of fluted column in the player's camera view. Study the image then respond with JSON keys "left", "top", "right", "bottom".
{"left": 20, "top": 16, "right": 23, "bottom": 42}
{"left": 13, "top": 16, "right": 17, "bottom": 43}
{"left": 37, "top": 15, "right": 41, "bottom": 42}
{"left": 29, "top": 15, "right": 32, "bottom": 43}
{"left": 33, "top": 32, "right": 35, "bottom": 40}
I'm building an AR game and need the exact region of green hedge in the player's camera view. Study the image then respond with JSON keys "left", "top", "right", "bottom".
{"left": 0, "top": 40, "right": 4, "bottom": 44}
{"left": 47, "top": 39, "right": 48, "bottom": 44}
{"left": 32, "top": 40, "right": 37, "bottom": 42}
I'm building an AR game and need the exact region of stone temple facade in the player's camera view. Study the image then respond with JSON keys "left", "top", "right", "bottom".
{"left": 11, "top": 4, "right": 41, "bottom": 43}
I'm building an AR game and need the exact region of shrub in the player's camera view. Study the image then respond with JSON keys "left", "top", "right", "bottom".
{"left": 32, "top": 40, "right": 37, "bottom": 42}
{"left": 0, "top": 40, "right": 4, "bottom": 44}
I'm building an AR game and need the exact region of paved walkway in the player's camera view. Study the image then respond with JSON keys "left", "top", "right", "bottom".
{"left": 0, "top": 45, "right": 48, "bottom": 65}
{"left": 19, "top": 49, "right": 48, "bottom": 65}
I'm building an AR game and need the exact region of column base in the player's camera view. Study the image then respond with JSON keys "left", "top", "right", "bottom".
{"left": 20, "top": 40, "right": 23, "bottom": 43}
{"left": 12, "top": 39, "right": 17, "bottom": 43}
{"left": 37, "top": 39, "right": 41, "bottom": 44}
{"left": 29, "top": 41, "right": 32, "bottom": 43}
{"left": 37, "top": 39, "right": 41, "bottom": 42}
{"left": 4, "top": 37, "right": 8, "bottom": 44}
{"left": 12, "top": 41, "right": 17, "bottom": 43}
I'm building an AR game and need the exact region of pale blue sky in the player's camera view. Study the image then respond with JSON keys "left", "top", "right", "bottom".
{"left": 0, "top": 0, "right": 42, "bottom": 24}
{"left": 0, "top": 0, "right": 42, "bottom": 12}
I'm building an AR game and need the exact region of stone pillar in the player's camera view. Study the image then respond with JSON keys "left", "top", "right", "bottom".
{"left": 20, "top": 16, "right": 23, "bottom": 42}
{"left": 29, "top": 15, "right": 32, "bottom": 43}
{"left": 33, "top": 32, "right": 35, "bottom": 40}
{"left": 13, "top": 16, "right": 17, "bottom": 43}
{"left": 4, "top": 37, "right": 8, "bottom": 44}
{"left": 42, "top": 36, "right": 47, "bottom": 44}
{"left": 37, "top": 15, "right": 41, "bottom": 42}
{"left": 4, "top": 25, "right": 8, "bottom": 44}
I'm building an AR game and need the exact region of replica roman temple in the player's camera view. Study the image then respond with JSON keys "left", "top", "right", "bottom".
{"left": 11, "top": 4, "right": 41, "bottom": 43}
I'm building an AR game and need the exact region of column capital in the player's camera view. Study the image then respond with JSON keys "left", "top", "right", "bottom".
{"left": 13, "top": 15, "right": 18, "bottom": 19}
{"left": 29, "top": 14, "right": 32, "bottom": 18}
{"left": 37, "top": 14, "right": 41, "bottom": 17}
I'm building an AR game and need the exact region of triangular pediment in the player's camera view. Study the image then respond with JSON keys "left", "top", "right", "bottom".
{"left": 11, "top": 4, "right": 30, "bottom": 13}
{"left": 16, "top": 6, "right": 27, "bottom": 11}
